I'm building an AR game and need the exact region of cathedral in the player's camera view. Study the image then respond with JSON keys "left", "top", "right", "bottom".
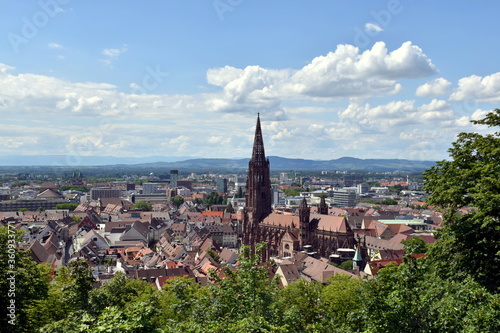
{"left": 242, "top": 115, "right": 355, "bottom": 259}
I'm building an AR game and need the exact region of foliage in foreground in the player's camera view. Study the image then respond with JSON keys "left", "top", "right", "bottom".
{"left": 1, "top": 242, "right": 497, "bottom": 333}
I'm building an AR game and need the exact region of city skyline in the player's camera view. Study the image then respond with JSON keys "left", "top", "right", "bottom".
{"left": 1, "top": 1, "right": 500, "bottom": 164}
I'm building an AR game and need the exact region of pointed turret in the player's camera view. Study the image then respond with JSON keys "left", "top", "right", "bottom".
{"left": 353, "top": 246, "right": 363, "bottom": 269}
{"left": 319, "top": 195, "right": 328, "bottom": 215}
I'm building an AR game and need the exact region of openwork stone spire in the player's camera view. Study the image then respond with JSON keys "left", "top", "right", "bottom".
{"left": 251, "top": 113, "right": 266, "bottom": 165}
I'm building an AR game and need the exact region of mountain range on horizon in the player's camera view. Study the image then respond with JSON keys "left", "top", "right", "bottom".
{"left": 0, "top": 155, "right": 436, "bottom": 172}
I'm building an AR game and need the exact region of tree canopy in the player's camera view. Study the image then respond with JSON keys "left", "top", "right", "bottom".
{"left": 424, "top": 108, "right": 500, "bottom": 292}
{"left": 282, "top": 187, "right": 306, "bottom": 197}
{"left": 203, "top": 191, "right": 224, "bottom": 207}
{"left": 54, "top": 203, "right": 78, "bottom": 211}
{"left": 171, "top": 196, "right": 184, "bottom": 209}
{"left": 132, "top": 201, "right": 152, "bottom": 211}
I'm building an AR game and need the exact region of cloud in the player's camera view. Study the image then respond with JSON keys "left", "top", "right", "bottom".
{"left": 100, "top": 44, "right": 128, "bottom": 66}
{"left": 207, "top": 41, "right": 437, "bottom": 115}
{"left": 417, "top": 99, "right": 454, "bottom": 121}
{"left": 449, "top": 72, "right": 500, "bottom": 102}
{"left": 48, "top": 42, "right": 64, "bottom": 49}
{"left": 291, "top": 41, "right": 437, "bottom": 97}
{"left": 338, "top": 98, "right": 457, "bottom": 132}
{"left": 471, "top": 108, "right": 490, "bottom": 121}
{"left": 365, "top": 23, "right": 383, "bottom": 33}
{"left": 102, "top": 46, "right": 127, "bottom": 58}
{"left": 0, "top": 64, "right": 15, "bottom": 74}
{"left": 339, "top": 100, "right": 416, "bottom": 130}
{"left": 416, "top": 77, "right": 451, "bottom": 97}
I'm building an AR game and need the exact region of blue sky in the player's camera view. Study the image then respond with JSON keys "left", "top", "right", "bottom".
{"left": 1, "top": 1, "right": 500, "bottom": 164}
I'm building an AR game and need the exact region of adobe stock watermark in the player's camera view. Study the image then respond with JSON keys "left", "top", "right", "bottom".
{"left": 130, "top": 65, "right": 169, "bottom": 94}
{"left": 353, "top": 0, "right": 404, "bottom": 48}
{"left": 213, "top": 0, "right": 244, "bottom": 21}
{"left": 6, "top": 221, "right": 17, "bottom": 326}
{"left": 7, "top": 0, "right": 71, "bottom": 54}
{"left": 64, "top": 118, "right": 114, "bottom": 167}
{"left": 63, "top": 63, "right": 168, "bottom": 167}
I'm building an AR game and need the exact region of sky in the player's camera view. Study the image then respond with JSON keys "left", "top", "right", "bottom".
{"left": 1, "top": 1, "right": 500, "bottom": 165}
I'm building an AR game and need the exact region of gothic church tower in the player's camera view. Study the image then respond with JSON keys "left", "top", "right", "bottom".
{"left": 242, "top": 114, "right": 272, "bottom": 249}
{"left": 299, "top": 197, "right": 311, "bottom": 249}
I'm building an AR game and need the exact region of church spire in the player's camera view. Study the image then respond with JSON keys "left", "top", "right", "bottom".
{"left": 251, "top": 113, "right": 266, "bottom": 165}
{"left": 243, "top": 114, "right": 272, "bottom": 250}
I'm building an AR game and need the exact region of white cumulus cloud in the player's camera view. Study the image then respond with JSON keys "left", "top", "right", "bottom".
{"left": 416, "top": 77, "right": 451, "bottom": 97}
{"left": 206, "top": 41, "right": 437, "bottom": 115}
{"left": 450, "top": 72, "right": 500, "bottom": 102}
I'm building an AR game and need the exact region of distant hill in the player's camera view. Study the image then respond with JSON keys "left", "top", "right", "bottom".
{"left": 0, "top": 155, "right": 192, "bottom": 166}
{"left": 117, "top": 156, "right": 436, "bottom": 172}
{"left": 0, "top": 155, "right": 436, "bottom": 172}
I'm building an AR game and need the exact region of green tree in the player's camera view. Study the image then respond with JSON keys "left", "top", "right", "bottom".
{"left": 133, "top": 201, "right": 152, "bottom": 211}
{"left": 54, "top": 203, "right": 78, "bottom": 210}
{"left": 388, "top": 184, "right": 404, "bottom": 194}
{"left": 283, "top": 187, "right": 306, "bottom": 197}
{"left": 402, "top": 237, "right": 427, "bottom": 255}
{"left": 225, "top": 202, "right": 235, "bottom": 213}
{"left": 201, "top": 243, "right": 279, "bottom": 328}
{"left": 58, "top": 185, "right": 90, "bottom": 192}
{"left": 39, "top": 301, "right": 161, "bottom": 333}
{"left": 70, "top": 215, "right": 82, "bottom": 223}
{"left": 319, "top": 274, "right": 364, "bottom": 331}
{"left": 171, "top": 196, "right": 184, "bottom": 209}
{"left": 55, "top": 260, "right": 95, "bottom": 312}
{"left": 423, "top": 108, "right": 500, "bottom": 292}
{"left": 203, "top": 191, "right": 224, "bottom": 207}
{"left": 161, "top": 276, "right": 205, "bottom": 322}
{"left": 38, "top": 271, "right": 161, "bottom": 333}
{"left": 0, "top": 227, "right": 52, "bottom": 332}
{"left": 353, "top": 256, "right": 500, "bottom": 333}
{"left": 273, "top": 279, "right": 323, "bottom": 332}
{"left": 353, "top": 258, "right": 430, "bottom": 332}
{"left": 339, "top": 259, "right": 354, "bottom": 271}
{"left": 11, "top": 181, "right": 29, "bottom": 188}
{"left": 381, "top": 198, "right": 398, "bottom": 205}
{"left": 89, "top": 272, "right": 142, "bottom": 314}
